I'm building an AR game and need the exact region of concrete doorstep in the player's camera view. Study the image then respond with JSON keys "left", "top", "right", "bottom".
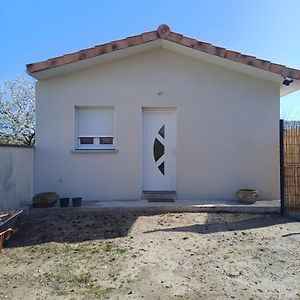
{"left": 26, "top": 199, "right": 281, "bottom": 216}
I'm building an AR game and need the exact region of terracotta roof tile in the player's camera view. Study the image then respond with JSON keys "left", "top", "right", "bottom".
{"left": 165, "top": 32, "right": 182, "bottom": 43}
{"left": 225, "top": 50, "right": 241, "bottom": 62}
{"left": 269, "top": 63, "right": 285, "bottom": 74}
{"left": 27, "top": 61, "right": 48, "bottom": 73}
{"left": 126, "top": 35, "right": 144, "bottom": 46}
{"left": 63, "top": 52, "right": 81, "bottom": 64}
{"left": 110, "top": 39, "right": 129, "bottom": 51}
{"left": 249, "top": 59, "right": 271, "bottom": 71}
{"left": 180, "top": 36, "right": 197, "bottom": 48}
{"left": 142, "top": 31, "right": 158, "bottom": 42}
{"left": 289, "top": 68, "right": 300, "bottom": 80}
{"left": 47, "top": 56, "right": 63, "bottom": 67}
{"left": 94, "top": 44, "right": 106, "bottom": 56}
{"left": 210, "top": 46, "right": 226, "bottom": 57}
{"left": 193, "top": 41, "right": 213, "bottom": 54}
{"left": 79, "top": 47, "right": 97, "bottom": 59}
{"left": 26, "top": 24, "right": 300, "bottom": 80}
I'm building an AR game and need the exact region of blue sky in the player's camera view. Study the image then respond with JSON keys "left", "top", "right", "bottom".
{"left": 1, "top": 0, "right": 300, "bottom": 119}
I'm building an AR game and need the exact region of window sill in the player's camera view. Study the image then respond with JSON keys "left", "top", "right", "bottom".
{"left": 71, "top": 149, "right": 118, "bottom": 154}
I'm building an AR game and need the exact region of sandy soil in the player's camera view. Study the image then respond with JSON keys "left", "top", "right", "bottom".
{"left": 0, "top": 210, "right": 299, "bottom": 300}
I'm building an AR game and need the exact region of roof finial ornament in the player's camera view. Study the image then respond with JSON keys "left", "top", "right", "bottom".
{"left": 157, "top": 24, "right": 171, "bottom": 39}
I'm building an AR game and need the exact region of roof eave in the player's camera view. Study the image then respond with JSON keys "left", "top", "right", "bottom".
{"left": 26, "top": 24, "right": 300, "bottom": 96}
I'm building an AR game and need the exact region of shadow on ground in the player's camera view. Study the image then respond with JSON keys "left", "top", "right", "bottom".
{"left": 6, "top": 208, "right": 297, "bottom": 248}
{"left": 7, "top": 209, "right": 142, "bottom": 248}
{"left": 145, "top": 214, "right": 296, "bottom": 235}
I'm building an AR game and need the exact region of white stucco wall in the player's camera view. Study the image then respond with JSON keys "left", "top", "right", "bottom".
{"left": 35, "top": 48, "right": 280, "bottom": 201}
{"left": 0, "top": 146, "right": 33, "bottom": 209}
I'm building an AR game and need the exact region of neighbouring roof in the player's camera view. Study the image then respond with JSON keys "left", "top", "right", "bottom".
{"left": 26, "top": 24, "right": 300, "bottom": 95}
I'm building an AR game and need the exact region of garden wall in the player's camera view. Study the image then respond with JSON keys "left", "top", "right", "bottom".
{"left": 0, "top": 145, "right": 33, "bottom": 210}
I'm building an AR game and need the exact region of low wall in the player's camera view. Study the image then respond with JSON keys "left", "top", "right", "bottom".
{"left": 0, "top": 145, "right": 33, "bottom": 210}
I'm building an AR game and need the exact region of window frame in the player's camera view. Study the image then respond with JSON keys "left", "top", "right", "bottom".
{"left": 75, "top": 106, "right": 116, "bottom": 150}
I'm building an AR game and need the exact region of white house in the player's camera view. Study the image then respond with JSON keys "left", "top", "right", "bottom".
{"left": 27, "top": 24, "right": 300, "bottom": 202}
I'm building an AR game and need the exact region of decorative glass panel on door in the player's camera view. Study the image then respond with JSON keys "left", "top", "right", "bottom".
{"left": 153, "top": 125, "right": 165, "bottom": 175}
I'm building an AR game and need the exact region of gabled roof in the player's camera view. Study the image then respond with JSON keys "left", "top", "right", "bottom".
{"left": 26, "top": 24, "right": 300, "bottom": 95}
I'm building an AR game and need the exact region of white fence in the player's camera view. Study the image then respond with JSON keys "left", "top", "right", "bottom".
{"left": 0, "top": 145, "right": 33, "bottom": 210}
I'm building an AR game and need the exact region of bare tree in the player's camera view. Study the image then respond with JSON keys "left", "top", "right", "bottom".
{"left": 0, "top": 77, "right": 35, "bottom": 145}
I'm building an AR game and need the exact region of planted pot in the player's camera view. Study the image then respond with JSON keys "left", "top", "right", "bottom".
{"left": 33, "top": 192, "right": 59, "bottom": 208}
{"left": 237, "top": 189, "right": 259, "bottom": 204}
{"left": 59, "top": 197, "right": 70, "bottom": 207}
{"left": 72, "top": 197, "right": 82, "bottom": 207}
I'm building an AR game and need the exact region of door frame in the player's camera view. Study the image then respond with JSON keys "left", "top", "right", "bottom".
{"left": 141, "top": 107, "right": 177, "bottom": 192}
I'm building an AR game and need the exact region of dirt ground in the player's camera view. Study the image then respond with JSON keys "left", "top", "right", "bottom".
{"left": 0, "top": 210, "right": 299, "bottom": 300}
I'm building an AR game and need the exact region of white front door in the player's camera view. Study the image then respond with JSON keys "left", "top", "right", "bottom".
{"left": 142, "top": 109, "right": 176, "bottom": 191}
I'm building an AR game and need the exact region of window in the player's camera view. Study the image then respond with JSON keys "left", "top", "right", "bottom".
{"left": 75, "top": 107, "right": 115, "bottom": 150}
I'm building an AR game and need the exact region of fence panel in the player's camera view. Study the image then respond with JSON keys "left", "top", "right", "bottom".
{"left": 282, "top": 120, "right": 300, "bottom": 212}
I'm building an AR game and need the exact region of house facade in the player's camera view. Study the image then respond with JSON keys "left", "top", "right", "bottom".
{"left": 27, "top": 25, "right": 300, "bottom": 201}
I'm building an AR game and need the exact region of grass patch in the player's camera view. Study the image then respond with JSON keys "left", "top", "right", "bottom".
{"left": 45, "top": 271, "right": 114, "bottom": 298}
{"left": 38, "top": 242, "right": 128, "bottom": 298}
{"left": 83, "top": 285, "right": 115, "bottom": 298}
{"left": 101, "top": 244, "right": 128, "bottom": 254}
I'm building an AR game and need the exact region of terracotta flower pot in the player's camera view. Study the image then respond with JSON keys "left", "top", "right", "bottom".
{"left": 33, "top": 192, "right": 59, "bottom": 208}
{"left": 237, "top": 189, "right": 259, "bottom": 204}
